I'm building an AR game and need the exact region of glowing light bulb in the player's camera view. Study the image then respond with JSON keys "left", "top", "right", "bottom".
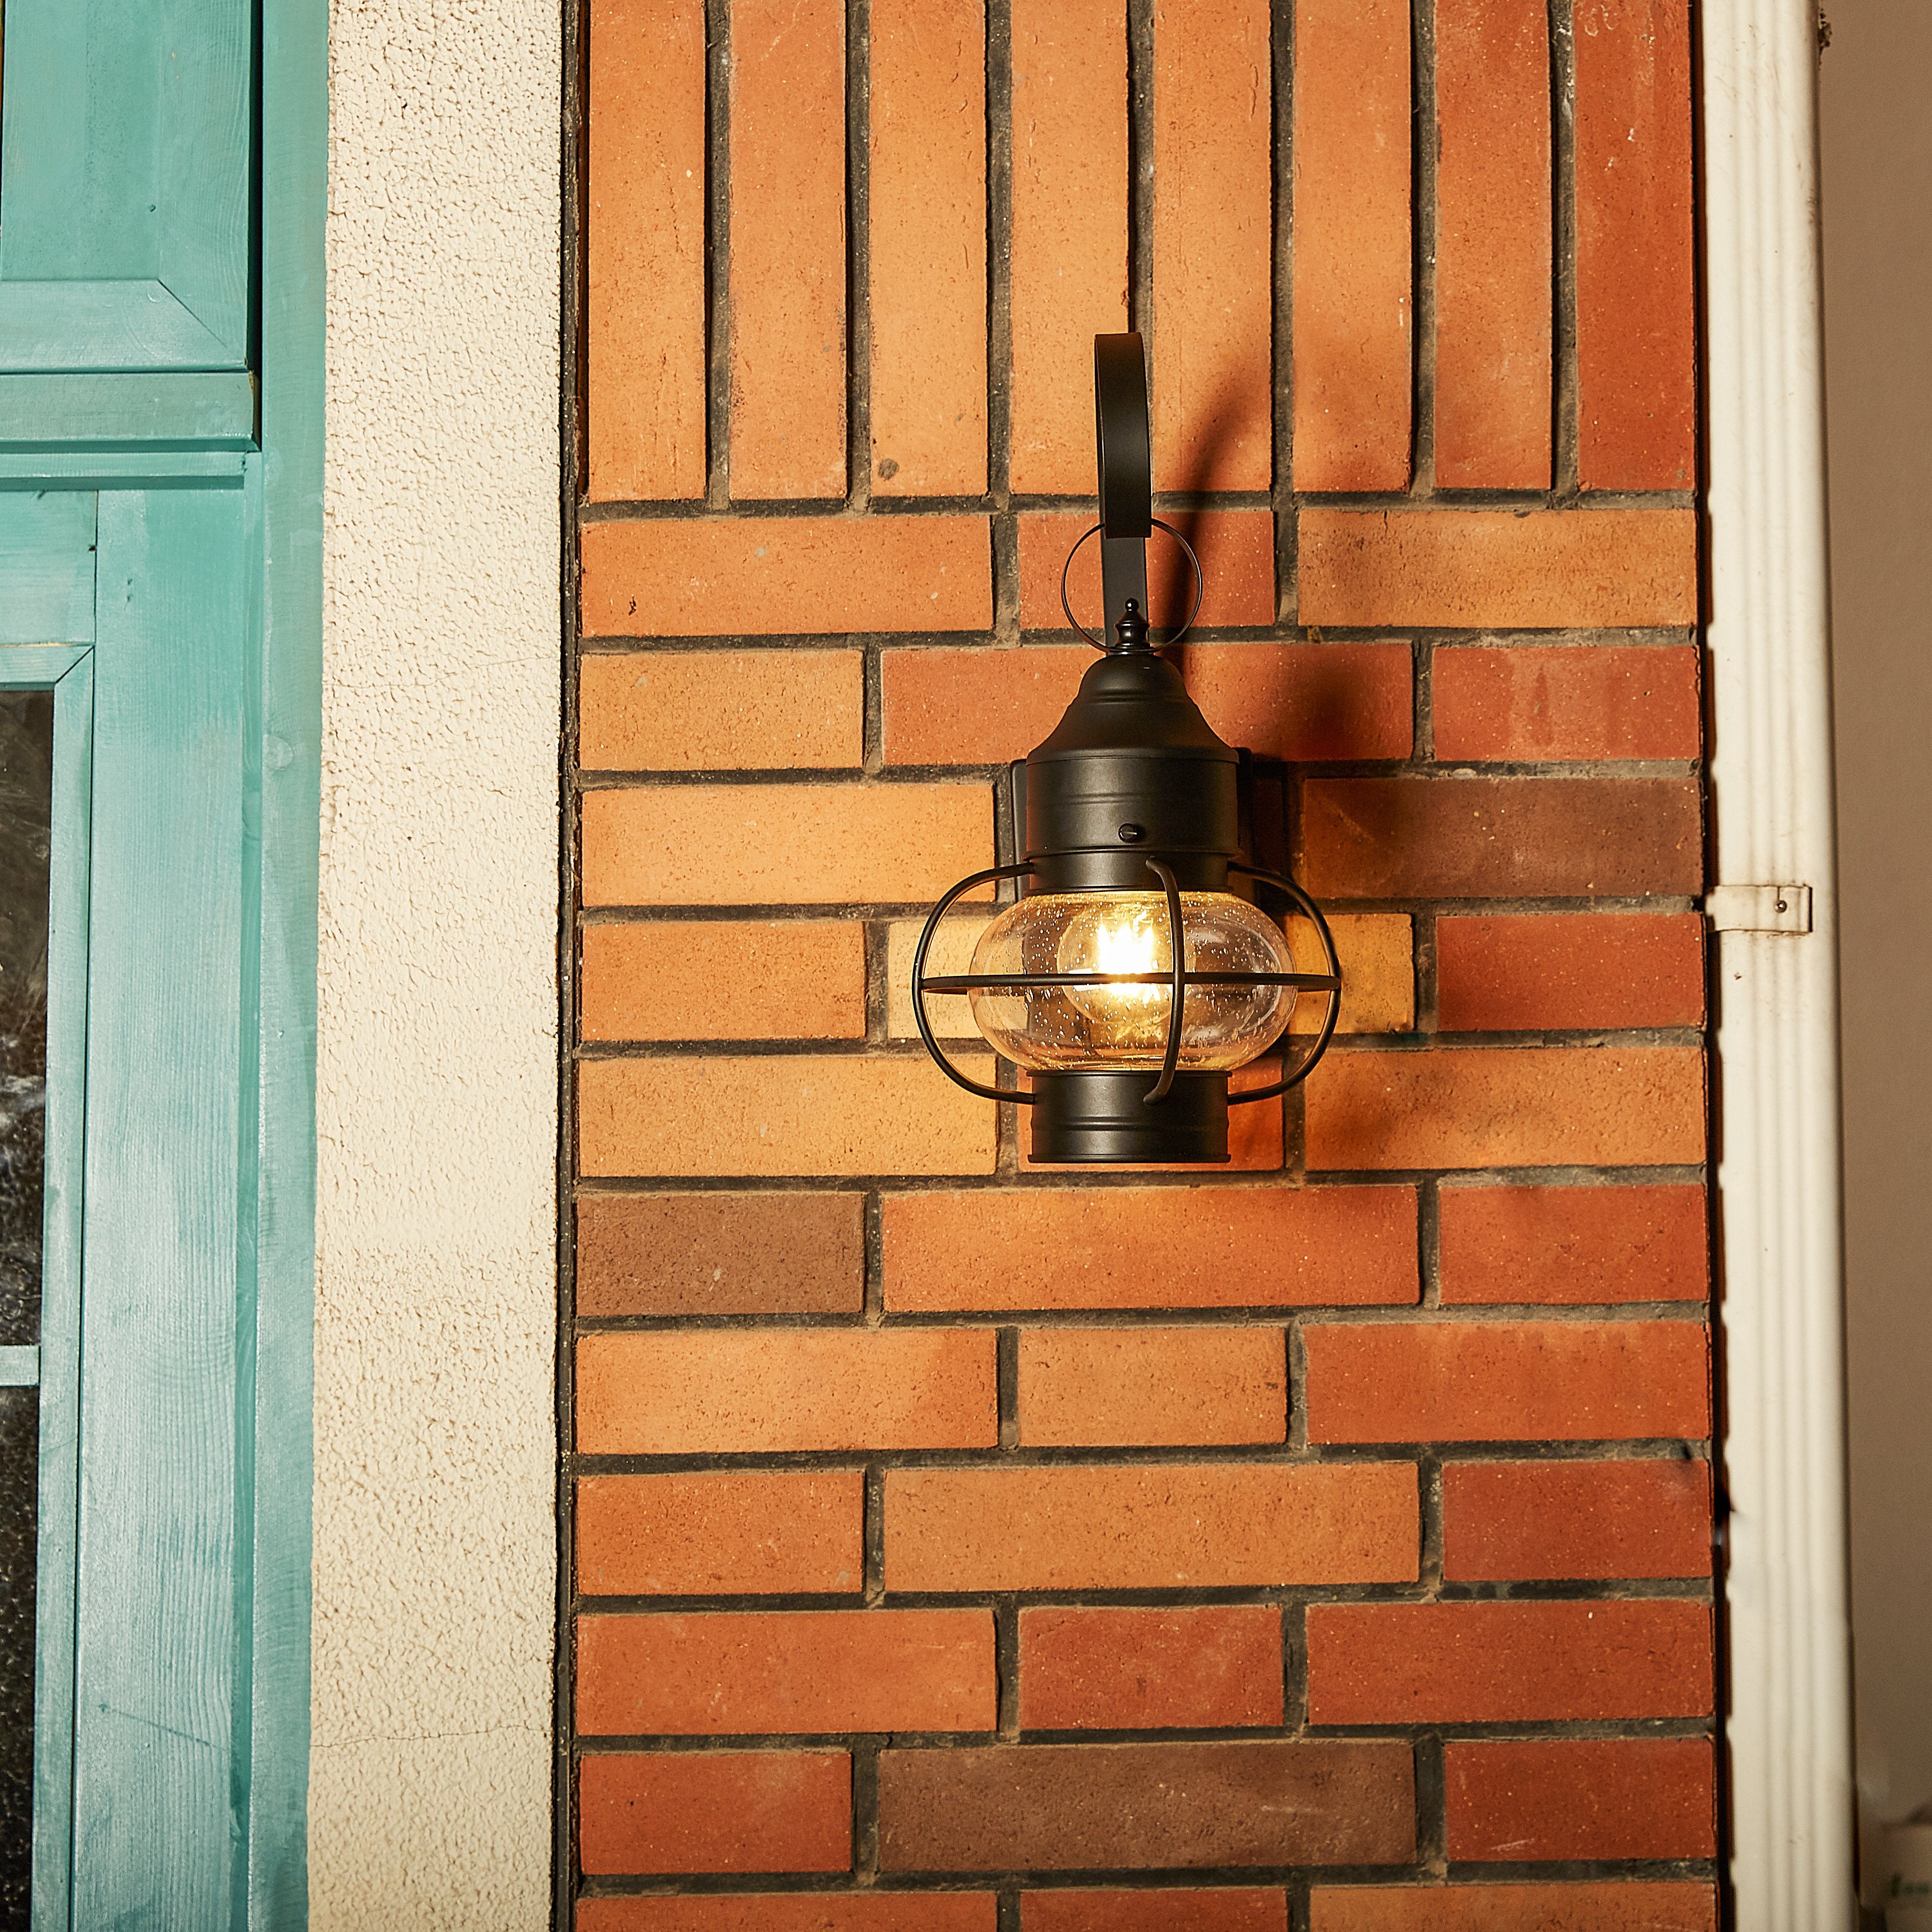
{"left": 965, "top": 889, "right": 1296, "bottom": 1072}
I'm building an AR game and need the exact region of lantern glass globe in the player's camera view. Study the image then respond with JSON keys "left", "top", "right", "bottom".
{"left": 965, "top": 889, "right": 1296, "bottom": 1073}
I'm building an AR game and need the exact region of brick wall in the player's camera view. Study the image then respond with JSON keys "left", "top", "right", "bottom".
{"left": 569, "top": 0, "right": 1712, "bottom": 1925}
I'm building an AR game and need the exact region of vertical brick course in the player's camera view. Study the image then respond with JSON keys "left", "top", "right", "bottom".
{"left": 1292, "top": 0, "right": 1413, "bottom": 489}
{"left": 1574, "top": 0, "right": 1697, "bottom": 489}
{"left": 728, "top": 0, "right": 847, "bottom": 498}
{"left": 1008, "top": 0, "right": 1128, "bottom": 494}
{"left": 869, "top": 0, "right": 989, "bottom": 496}
{"left": 586, "top": 0, "right": 707, "bottom": 501}
{"left": 1151, "top": 0, "right": 1273, "bottom": 492}
{"left": 573, "top": 0, "right": 1713, "bottom": 1906}
{"left": 1433, "top": 0, "right": 1552, "bottom": 487}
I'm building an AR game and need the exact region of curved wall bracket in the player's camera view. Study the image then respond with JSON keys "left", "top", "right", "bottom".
{"left": 1093, "top": 332, "right": 1152, "bottom": 638}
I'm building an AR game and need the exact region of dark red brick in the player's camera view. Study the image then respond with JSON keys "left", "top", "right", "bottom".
{"left": 878, "top": 1741, "right": 1415, "bottom": 1869}
{"left": 1301, "top": 776, "right": 1703, "bottom": 900}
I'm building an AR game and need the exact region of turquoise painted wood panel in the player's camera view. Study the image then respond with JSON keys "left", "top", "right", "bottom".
{"left": 0, "top": 499, "right": 97, "bottom": 644}
{"left": 0, "top": 0, "right": 253, "bottom": 370}
{"left": 0, "top": 374, "right": 255, "bottom": 450}
{"left": 71, "top": 487, "right": 249, "bottom": 1925}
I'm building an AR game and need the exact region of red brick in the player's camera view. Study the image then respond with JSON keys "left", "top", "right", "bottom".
{"left": 1187, "top": 643, "right": 1412, "bottom": 762}
{"left": 1310, "top": 1884, "right": 1716, "bottom": 1932}
{"left": 1575, "top": 0, "right": 1696, "bottom": 490}
{"left": 1433, "top": 0, "right": 1551, "bottom": 488}
{"left": 579, "top": 1899, "right": 997, "bottom": 1932}
{"left": 1303, "top": 1046, "right": 1705, "bottom": 1172}
{"left": 1300, "top": 776, "right": 1702, "bottom": 899}
{"left": 578, "top": 1749, "right": 851, "bottom": 1873}
{"left": 885, "top": 1463, "right": 1418, "bottom": 1590}
{"left": 578, "top": 1329, "right": 998, "bottom": 1453}
{"left": 1019, "top": 1607, "right": 1284, "bottom": 1731}
{"left": 1441, "top": 1458, "right": 1712, "bottom": 1580}
{"left": 579, "top": 1902, "right": 996, "bottom": 1932}
{"left": 882, "top": 1186, "right": 1419, "bottom": 1312}
{"left": 1305, "top": 1599, "right": 1714, "bottom": 1722}
{"left": 1025, "top": 1893, "right": 1286, "bottom": 1932}
{"left": 580, "top": 649, "right": 864, "bottom": 771}
{"left": 1017, "top": 1327, "right": 1287, "bottom": 1447}
{"left": 1009, "top": 0, "right": 1128, "bottom": 495}
{"left": 1303, "top": 1320, "right": 1710, "bottom": 1442}
{"left": 1296, "top": 509, "right": 1698, "bottom": 629}
{"left": 1020, "top": 511, "right": 1275, "bottom": 637}
{"left": 878, "top": 1741, "right": 1415, "bottom": 1868}
{"left": 581, "top": 920, "right": 867, "bottom": 1041}
{"left": 1445, "top": 1738, "right": 1716, "bottom": 1860}
{"left": 1151, "top": 0, "right": 1272, "bottom": 492}
{"left": 578, "top": 1609, "right": 996, "bottom": 1735}
{"left": 881, "top": 641, "right": 1408, "bottom": 769}
{"left": 580, "top": 781, "right": 990, "bottom": 906}
{"left": 1292, "top": 0, "right": 1412, "bottom": 490}
{"left": 1435, "top": 914, "right": 1705, "bottom": 1032}
{"left": 1433, "top": 644, "right": 1700, "bottom": 761}
{"left": 577, "top": 1193, "right": 865, "bottom": 1316}
{"left": 576, "top": 1471, "right": 865, "bottom": 1596}
{"left": 728, "top": 0, "right": 846, "bottom": 498}
{"left": 1437, "top": 1183, "right": 1709, "bottom": 1306}
{"left": 581, "top": 515, "right": 992, "bottom": 638}
{"left": 587, "top": 0, "right": 706, "bottom": 501}
{"left": 581, "top": 1055, "right": 997, "bottom": 1179}
{"left": 869, "top": 0, "right": 987, "bottom": 497}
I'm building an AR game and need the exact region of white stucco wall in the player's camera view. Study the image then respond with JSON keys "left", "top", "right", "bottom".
{"left": 313, "top": 2, "right": 561, "bottom": 1923}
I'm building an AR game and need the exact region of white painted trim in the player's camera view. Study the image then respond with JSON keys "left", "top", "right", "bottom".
{"left": 1702, "top": 3, "right": 1856, "bottom": 1924}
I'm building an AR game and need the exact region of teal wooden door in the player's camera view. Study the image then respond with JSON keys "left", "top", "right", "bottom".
{"left": 0, "top": 0, "right": 325, "bottom": 1925}
{"left": 0, "top": 0, "right": 253, "bottom": 369}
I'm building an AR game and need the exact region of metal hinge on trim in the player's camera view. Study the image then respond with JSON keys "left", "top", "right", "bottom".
{"left": 1706, "top": 884, "right": 1812, "bottom": 933}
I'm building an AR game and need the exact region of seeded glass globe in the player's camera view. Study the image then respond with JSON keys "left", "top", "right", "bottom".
{"left": 966, "top": 890, "right": 1295, "bottom": 1072}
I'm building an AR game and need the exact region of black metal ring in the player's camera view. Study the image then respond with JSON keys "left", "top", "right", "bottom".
{"left": 921, "top": 971, "right": 1342, "bottom": 992}
{"left": 1143, "top": 859, "right": 1187, "bottom": 1103}
{"left": 910, "top": 860, "right": 1038, "bottom": 1106}
{"left": 1222, "top": 862, "right": 1345, "bottom": 1105}
{"left": 1057, "top": 518, "right": 1207, "bottom": 652}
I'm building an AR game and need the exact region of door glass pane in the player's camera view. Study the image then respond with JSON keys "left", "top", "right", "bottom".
{"left": 0, "top": 689, "right": 53, "bottom": 1924}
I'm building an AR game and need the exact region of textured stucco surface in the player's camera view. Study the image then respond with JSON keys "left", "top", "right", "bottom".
{"left": 314, "top": 1, "right": 561, "bottom": 1923}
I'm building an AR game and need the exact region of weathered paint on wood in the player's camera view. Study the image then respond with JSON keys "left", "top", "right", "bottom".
{"left": 0, "top": 0, "right": 254, "bottom": 369}
{"left": 0, "top": 497, "right": 97, "bottom": 643}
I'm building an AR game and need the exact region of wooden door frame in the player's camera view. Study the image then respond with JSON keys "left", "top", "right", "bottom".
{"left": 0, "top": 0, "right": 325, "bottom": 1922}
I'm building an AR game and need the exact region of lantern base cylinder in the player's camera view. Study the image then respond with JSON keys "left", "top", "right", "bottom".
{"left": 1028, "top": 1069, "right": 1230, "bottom": 1164}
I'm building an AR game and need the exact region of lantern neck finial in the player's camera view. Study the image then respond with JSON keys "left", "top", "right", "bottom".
{"left": 1110, "top": 597, "right": 1152, "bottom": 655}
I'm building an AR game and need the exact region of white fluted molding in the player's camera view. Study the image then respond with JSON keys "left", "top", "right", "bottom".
{"left": 1702, "top": 3, "right": 1855, "bottom": 1925}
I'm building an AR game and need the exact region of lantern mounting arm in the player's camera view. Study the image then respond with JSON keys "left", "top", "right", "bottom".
{"left": 1095, "top": 332, "right": 1153, "bottom": 644}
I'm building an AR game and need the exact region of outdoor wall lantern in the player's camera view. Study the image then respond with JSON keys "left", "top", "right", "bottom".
{"left": 912, "top": 333, "right": 1343, "bottom": 1164}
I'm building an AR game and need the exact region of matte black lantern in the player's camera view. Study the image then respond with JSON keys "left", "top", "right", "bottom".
{"left": 912, "top": 334, "right": 1343, "bottom": 1164}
